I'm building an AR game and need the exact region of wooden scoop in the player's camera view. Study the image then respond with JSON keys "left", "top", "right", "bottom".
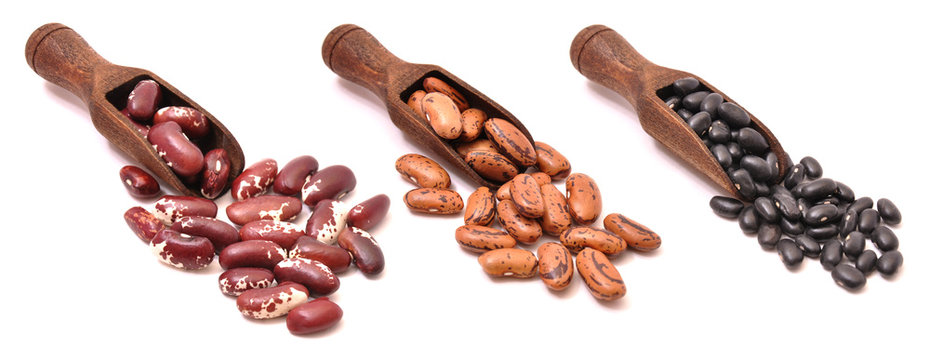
{"left": 570, "top": 25, "right": 789, "bottom": 200}
{"left": 322, "top": 24, "right": 534, "bottom": 189}
{"left": 25, "top": 23, "right": 244, "bottom": 197}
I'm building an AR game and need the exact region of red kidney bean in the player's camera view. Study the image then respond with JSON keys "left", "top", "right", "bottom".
{"left": 286, "top": 297, "right": 343, "bottom": 335}
{"left": 273, "top": 155, "right": 319, "bottom": 196}
{"left": 126, "top": 79, "right": 161, "bottom": 121}
{"left": 121, "top": 107, "right": 151, "bottom": 137}
{"left": 337, "top": 226, "right": 385, "bottom": 275}
{"left": 119, "top": 165, "right": 160, "bottom": 197}
{"left": 218, "top": 267, "right": 274, "bottom": 296}
{"left": 239, "top": 220, "right": 306, "bottom": 249}
{"left": 150, "top": 229, "right": 215, "bottom": 270}
{"left": 147, "top": 121, "right": 205, "bottom": 178}
{"left": 305, "top": 199, "right": 351, "bottom": 245}
{"left": 231, "top": 158, "right": 278, "bottom": 201}
{"left": 218, "top": 240, "right": 287, "bottom": 270}
{"left": 289, "top": 236, "right": 353, "bottom": 273}
{"left": 346, "top": 194, "right": 390, "bottom": 231}
{"left": 153, "top": 106, "right": 209, "bottom": 138}
{"left": 200, "top": 148, "right": 230, "bottom": 199}
{"left": 301, "top": 165, "right": 356, "bottom": 207}
{"left": 273, "top": 258, "right": 340, "bottom": 297}
{"left": 124, "top": 206, "right": 165, "bottom": 243}
{"left": 170, "top": 215, "right": 240, "bottom": 253}
{"left": 226, "top": 195, "right": 303, "bottom": 226}
{"left": 152, "top": 195, "right": 218, "bottom": 225}
{"left": 237, "top": 281, "right": 309, "bottom": 320}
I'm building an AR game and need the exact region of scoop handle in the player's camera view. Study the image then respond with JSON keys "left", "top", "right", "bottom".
{"left": 570, "top": 25, "right": 663, "bottom": 106}
{"left": 26, "top": 23, "right": 113, "bottom": 105}
{"left": 322, "top": 24, "right": 409, "bottom": 102}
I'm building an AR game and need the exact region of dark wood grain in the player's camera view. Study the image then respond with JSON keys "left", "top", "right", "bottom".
{"left": 26, "top": 23, "right": 244, "bottom": 197}
{"left": 570, "top": 25, "right": 789, "bottom": 200}
{"left": 322, "top": 24, "right": 534, "bottom": 189}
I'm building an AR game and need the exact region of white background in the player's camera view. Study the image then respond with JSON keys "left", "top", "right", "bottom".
{"left": 1, "top": 1, "right": 927, "bottom": 358}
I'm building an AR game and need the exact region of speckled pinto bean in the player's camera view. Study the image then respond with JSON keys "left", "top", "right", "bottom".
{"left": 530, "top": 172, "right": 551, "bottom": 185}
{"left": 200, "top": 149, "right": 230, "bottom": 199}
{"left": 337, "top": 227, "right": 385, "bottom": 275}
{"left": 346, "top": 194, "right": 390, "bottom": 231}
{"left": 147, "top": 121, "right": 204, "bottom": 178}
{"left": 239, "top": 220, "right": 305, "bottom": 250}
{"left": 454, "top": 225, "right": 517, "bottom": 253}
{"left": 237, "top": 281, "right": 309, "bottom": 320}
{"left": 465, "top": 150, "right": 519, "bottom": 183}
{"left": 407, "top": 90, "right": 427, "bottom": 119}
{"left": 273, "top": 155, "right": 319, "bottom": 196}
{"left": 395, "top": 154, "right": 451, "bottom": 188}
{"left": 170, "top": 216, "right": 240, "bottom": 253}
{"left": 153, "top": 106, "right": 209, "bottom": 138}
{"left": 305, "top": 199, "right": 351, "bottom": 245}
{"left": 152, "top": 195, "right": 217, "bottom": 225}
{"left": 455, "top": 138, "right": 497, "bottom": 158}
{"left": 539, "top": 184, "right": 572, "bottom": 237}
{"left": 226, "top": 195, "right": 303, "bottom": 226}
{"left": 421, "top": 92, "right": 463, "bottom": 140}
{"left": 510, "top": 174, "right": 545, "bottom": 218}
{"left": 423, "top": 77, "right": 469, "bottom": 110}
{"left": 565, "top": 173, "right": 602, "bottom": 225}
{"left": 534, "top": 142, "right": 571, "bottom": 180}
{"left": 478, "top": 248, "right": 538, "bottom": 278}
{"left": 497, "top": 200, "right": 542, "bottom": 244}
{"left": 150, "top": 229, "right": 215, "bottom": 270}
{"left": 124, "top": 206, "right": 165, "bottom": 243}
{"left": 496, "top": 179, "right": 513, "bottom": 201}
{"left": 577, "top": 248, "right": 626, "bottom": 301}
{"left": 464, "top": 187, "right": 496, "bottom": 226}
{"left": 603, "top": 213, "right": 661, "bottom": 252}
{"left": 484, "top": 118, "right": 536, "bottom": 168}
{"left": 289, "top": 235, "right": 353, "bottom": 273}
{"left": 460, "top": 108, "right": 488, "bottom": 142}
{"left": 403, "top": 188, "right": 464, "bottom": 214}
{"left": 537, "top": 242, "right": 573, "bottom": 291}
{"left": 119, "top": 165, "right": 160, "bottom": 197}
{"left": 218, "top": 267, "right": 274, "bottom": 296}
{"left": 231, "top": 159, "right": 278, "bottom": 201}
{"left": 301, "top": 165, "right": 356, "bottom": 207}
{"left": 126, "top": 79, "right": 161, "bottom": 121}
{"left": 219, "top": 240, "right": 288, "bottom": 270}
{"left": 559, "top": 226, "right": 627, "bottom": 255}
{"left": 274, "top": 258, "right": 340, "bottom": 297}
{"left": 286, "top": 297, "right": 343, "bottom": 335}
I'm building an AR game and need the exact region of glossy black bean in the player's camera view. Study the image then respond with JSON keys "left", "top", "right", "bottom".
{"left": 803, "top": 204, "right": 841, "bottom": 226}
{"left": 776, "top": 239, "right": 803, "bottom": 267}
{"left": 847, "top": 197, "right": 872, "bottom": 215}
{"left": 838, "top": 209, "right": 858, "bottom": 237}
{"left": 855, "top": 250, "right": 877, "bottom": 275}
{"left": 757, "top": 223, "right": 781, "bottom": 250}
{"left": 737, "top": 128, "right": 769, "bottom": 155}
{"left": 832, "top": 264, "right": 866, "bottom": 290}
{"left": 817, "top": 197, "right": 840, "bottom": 206}
{"left": 755, "top": 182, "right": 771, "bottom": 197}
{"left": 876, "top": 198, "right": 901, "bottom": 225}
{"left": 772, "top": 184, "right": 791, "bottom": 198}
{"left": 783, "top": 165, "right": 805, "bottom": 190}
{"left": 795, "top": 234, "right": 821, "bottom": 257}
{"left": 753, "top": 197, "right": 779, "bottom": 223}
{"left": 765, "top": 152, "right": 780, "bottom": 184}
{"left": 806, "top": 224, "right": 838, "bottom": 240}
{"left": 677, "top": 108, "right": 693, "bottom": 120}
{"left": 710, "top": 196, "right": 744, "bottom": 219}
{"left": 858, "top": 209, "right": 879, "bottom": 234}
{"left": 711, "top": 144, "right": 732, "bottom": 168}
{"left": 703, "top": 138, "right": 714, "bottom": 149}
{"left": 700, "top": 93, "right": 723, "bottom": 117}
{"left": 740, "top": 155, "right": 772, "bottom": 182}
{"left": 871, "top": 226, "right": 899, "bottom": 252}
{"left": 673, "top": 77, "right": 700, "bottom": 96}
{"left": 799, "top": 156, "right": 822, "bottom": 179}
{"left": 682, "top": 91, "right": 709, "bottom": 112}
{"left": 717, "top": 102, "right": 751, "bottom": 128}
{"left": 797, "top": 198, "right": 811, "bottom": 215}
{"left": 834, "top": 182, "right": 855, "bottom": 202}
{"left": 772, "top": 193, "right": 800, "bottom": 221}
{"left": 837, "top": 203, "right": 850, "bottom": 216}
{"left": 726, "top": 142, "right": 744, "bottom": 161}
{"left": 665, "top": 96, "right": 681, "bottom": 110}
{"left": 820, "top": 239, "right": 843, "bottom": 270}
{"left": 780, "top": 217, "right": 805, "bottom": 235}
{"left": 738, "top": 206, "right": 761, "bottom": 234}
{"left": 791, "top": 182, "right": 806, "bottom": 198}
{"left": 842, "top": 231, "right": 866, "bottom": 258}
{"left": 687, "top": 111, "right": 712, "bottom": 136}
{"left": 731, "top": 169, "right": 756, "bottom": 199}
{"left": 801, "top": 178, "right": 837, "bottom": 200}
{"left": 708, "top": 120, "right": 730, "bottom": 143}
{"left": 876, "top": 250, "right": 903, "bottom": 276}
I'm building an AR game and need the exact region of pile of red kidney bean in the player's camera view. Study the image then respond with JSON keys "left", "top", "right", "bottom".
{"left": 664, "top": 77, "right": 904, "bottom": 291}
{"left": 122, "top": 150, "right": 389, "bottom": 335}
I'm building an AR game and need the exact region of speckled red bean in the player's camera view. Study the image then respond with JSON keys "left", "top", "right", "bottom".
{"left": 239, "top": 220, "right": 305, "bottom": 250}
{"left": 510, "top": 174, "right": 545, "bottom": 218}
{"left": 226, "top": 195, "right": 303, "bottom": 226}
{"left": 218, "top": 240, "right": 287, "bottom": 270}
{"left": 301, "top": 165, "right": 356, "bottom": 207}
{"left": 565, "top": 173, "right": 602, "bottom": 225}
{"left": 534, "top": 142, "right": 571, "bottom": 180}
{"left": 231, "top": 158, "right": 277, "bottom": 201}
{"left": 464, "top": 187, "right": 496, "bottom": 226}
{"left": 150, "top": 229, "right": 214, "bottom": 270}
{"left": 395, "top": 154, "right": 451, "bottom": 189}
{"left": 237, "top": 281, "right": 308, "bottom": 320}
{"left": 274, "top": 155, "right": 319, "bottom": 196}
{"left": 346, "top": 194, "right": 390, "bottom": 231}
{"left": 126, "top": 79, "right": 161, "bottom": 121}
{"left": 273, "top": 258, "right": 340, "bottom": 297}
{"left": 403, "top": 188, "right": 464, "bottom": 214}
{"left": 337, "top": 226, "right": 384, "bottom": 275}
{"left": 286, "top": 297, "right": 343, "bottom": 335}
{"left": 218, "top": 267, "right": 274, "bottom": 296}
{"left": 289, "top": 235, "right": 353, "bottom": 273}
{"left": 200, "top": 149, "right": 230, "bottom": 199}
{"left": 147, "top": 121, "right": 204, "bottom": 178}
{"left": 305, "top": 199, "right": 351, "bottom": 245}
{"left": 484, "top": 118, "right": 536, "bottom": 167}
{"left": 170, "top": 215, "right": 239, "bottom": 253}
{"left": 152, "top": 195, "right": 217, "bottom": 225}
{"left": 119, "top": 165, "right": 160, "bottom": 197}
{"left": 153, "top": 106, "right": 209, "bottom": 138}
{"left": 124, "top": 206, "right": 164, "bottom": 243}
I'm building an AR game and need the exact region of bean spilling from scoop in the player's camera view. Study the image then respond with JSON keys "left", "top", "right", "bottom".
{"left": 673, "top": 77, "right": 905, "bottom": 290}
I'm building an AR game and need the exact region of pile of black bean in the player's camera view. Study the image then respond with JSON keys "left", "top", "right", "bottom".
{"left": 664, "top": 77, "right": 904, "bottom": 291}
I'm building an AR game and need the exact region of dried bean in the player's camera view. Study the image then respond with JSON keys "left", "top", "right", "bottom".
{"left": 274, "top": 155, "right": 319, "bottom": 196}
{"left": 239, "top": 220, "right": 305, "bottom": 250}
{"left": 832, "top": 264, "right": 866, "bottom": 290}
{"left": 170, "top": 215, "right": 239, "bottom": 253}
{"left": 346, "top": 194, "right": 390, "bottom": 230}
{"left": 226, "top": 195, "right": 302, "bottom": 226}
{"left": 119, "top": 165, "right": 160, "bottom": 197}
{"left": 301, "top": 165, "right": 356, "bottom": 206}
{"left": 218, "top": 240, "right": 287, "bottom": 270}
{"left": 237, "top": 282, "right": 308, "bottom": 319}
{"left": 218, "top": 268, "right": 274, "bottom": 296}
{"left": 124, "top": 206, "right": 164, "bottom": 243}
{"left": 709, "top": 196, "right": 743, "bottom": 219}
{"left": 403, "top": 188, "right": 464, "bottom": 214}
{"left": 477, "top": 248, "right": 538, "bottom": 278}
{"left": 576, "top": 248, "right": 626, "bottom": 301}
{"left": 454, "top": 225, "right": 517, "bottom": 253}
{"left": 464, "top": 187, "right": 496, "bottom": 226}
{"left": 147, "top": 121, "right": 204, "bottom": 178}
{"left": 289, "top": 235, "right": 352, "bottom": 273}
{"left": 876, "top": 198, "right": 901, "bottom": 225}
{"left": 150, "top": 229, "right": 214, "bottom": 270}
{"left": 565, "top": 173, "right": 601, "bottom": 225}
{"left": 274, "top": 258, "right": 340, "bottom": 297}
{"left": 231, "top": 158, "right": 278, "bottom": 201}
{"left": 152, "top": 195, "right": 217, "bottom": 225}
{"left": 337, "top": 227, "right": 385, "bottom": 275}
{"left": 305, "top": 199, "right": 351, "bottom": 245}
{"left": 536, "top": 242, "right": 573, "bottom": 291}
{"left": 603, "top": 213, "right": 661, "bottom": 251}
{"left": 286, "top": 297, "right": 343, "bottom": 335}
{"left": 200, "top": 149, "right": 230, "bottom": 199}
{"left": 153, "top": 106, "right": 209, "bottom": 138}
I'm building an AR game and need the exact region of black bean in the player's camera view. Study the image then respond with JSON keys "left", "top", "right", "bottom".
{"left": 731, "top": 168, "right": 756, "bottom": 199}
{"left": 665, "top": 96, "right": 681, "bottom": 110}
{"left": 832, "top": 264, "right": 866, "bottom": 290}
{"left": 687, "top": 111, "right": 712, "bottom": 136}
{"left": 726, "top": 142, "right": 744, "bottom": 161}
{"left": 783, "top": 164, "right": 805, "bottom": 190}
{"left": 797, "top": 198, "right": 811, "bottom": 215}
{"left": 834, "top": 181, "right": 855, "bottom": 202}
{"left": 842, "top": 231, "right": 866, "bottom": 258}
{"left": 848, "top": 197, "right": 873, "bottom": 214}
{"left": 677, "top": 108, "right": 693, "bottom": 120}
{"left": 876, "top": 198, "right": 901, "bottom": 225}
{"left": 757, "top": 223, "right": 781, "bottom": 250}
{"left": 780, "top": 217, "right": 805, "bottom": 235}
{"left": 820, "top": 239, "right": 843, "bottom": 270}
{"left": 795, "top": 234, "right": 821, "bottom": 257}
{"left": 858, "top": 209, "right": 880, "bottom": 234}
{"left": 799, "top": 156, "right": 822, "bottom": 179}
{"left": 838, "top": 209, "right": 858, "bottom": 237}
{"left": 806, "top": 224, "right": 838, "bottom": 240}
{"left": 737, "top": 128, "right": 769, "bottom": 155}
{"left": 876, "top": 250, "right": 903, "bottom": 276}
{"left": 738, "top": 206, "right": 761, "bottom": 234}
{"left": 765, "top": 151, "right": 780, "bottom": 184}
{"left": 740, "top": 155, "right": 772, "bottom": 182}
{"left": 700, "top": 93, "right": 723, "bottom": 117}
{"left": 791, "top": 182, "right": 806, "bottom": 198}
{"left": 772, "top": 184, "right": 791, "bottom": 198}
{"left": 871, "top": 226, "right": 899, "bottom": 252}
{"left": 711, "top": 144, "right": 732, "bottom": 168}
{"left": 682, "top": 91, "right": 709, "bottom": 112}
{"left": 755, "top": 182, "right": 771, "bottom": 197}
{"left": 717, "top": 102, "right": 751, "bottom": 128}
{"left": 836, "top": 202, "right": 850, "bottom": 216}
{"left": 673, "top": 77, "right": 700, "bottom": 96}
{"left": 817, "top": 197, "right": 840, "bottom": 206}
{"left": 801, "top": 178, "right": 837, "bottom": 200}
{"left": 703, "top": 138, "right": 714, "bottom": 149}
{"left": 776, "top": 239, "right": 803, "bottom": 268}
{"left": 855, "top": 250, "right": 877, "bottom": 275}
{"left": 708, "top": 120, "right": 730, "bottom": 143}
{"left": 772, "top": 192, "right": 800, "bottom": 221}
{"left": 709, "top": 196, "right": 744, "bottom": 219}
{"left": 753, "top": 197, "right": 780, "bottom": 223}
{"left": 803, "top": 204, "right": 841, "bottom": 226}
